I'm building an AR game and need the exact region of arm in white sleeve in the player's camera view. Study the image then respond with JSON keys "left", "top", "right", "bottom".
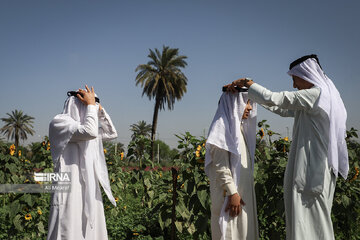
{"left": 98, "top": 107, "right": 118, "bottom": 141}
{"left": 70, "top": 105, "right": 98, "bottom": 142}
{"left": 260, "top": 104, "right": 295, "bottom": 118}
{"left": 248, "top": 83, "right": 320, "bottom": 112}
{"left": 210, "top": 146, "right": 238, "bottom": 196}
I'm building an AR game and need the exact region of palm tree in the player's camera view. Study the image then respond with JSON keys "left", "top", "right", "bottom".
{"left": 135, "top": 46, "right": 188, "bottom": 161}
{"left": 130, "top": 120, "right": 152, "bottom": 141}
{"left": 0, "top": 110, "right": 35, "bottom": 148}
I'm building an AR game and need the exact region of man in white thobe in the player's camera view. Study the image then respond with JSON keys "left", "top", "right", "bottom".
{"left": 205, "top": 91, "right": 259, "bottom": 240}
{"left": 226, "top": 55, "right": 349, "bottom": 240}
{"left": 47, "top": 86, "right": 117, "bottom": 240}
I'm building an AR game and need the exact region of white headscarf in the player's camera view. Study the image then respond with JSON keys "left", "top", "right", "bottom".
{"left": 288, "top": 58, "right": 349, "bottom": 179}
{"left": 205, "top": 92, "right": 257, "bottom": 240}
{"left": 49, "top": 96, "right": 116, "bottom": 229}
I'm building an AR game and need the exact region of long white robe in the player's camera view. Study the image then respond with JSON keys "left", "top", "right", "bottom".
{"left": 208, "top": 129, "right": 258, "bottom": 240}
{"left": 248, "top": 83, "right": 336, "bottom": 240}
{"left": 47, "top": 105, "right": 117, "bottom": 240}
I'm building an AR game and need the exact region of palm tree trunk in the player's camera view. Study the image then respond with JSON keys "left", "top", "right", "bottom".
{"left": 15, "top": 128, "right": 19, "bottom": 148}
{"left": 151, "top": 98, "right": 161, "bottom": 162}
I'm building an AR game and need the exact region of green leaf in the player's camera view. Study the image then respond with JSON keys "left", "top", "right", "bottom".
{"left": 13, "top": 214, "right": 23, "bottom": 231}
{"left": 5, "top": 163, "right": 17, "bottom": 173}
{"left": 197, "top": 190, "right": 207, "bottom": 209}
{"left": 37, "top": 221, "right": 45, "bottom": 234}
{"left": 187, "top": 223, "right": 196, "bottom": 235}
{"left": 144, "top": 178, "right": 151, "bottom": 189}
{"left": 186, "top": 180, "right": 195, "bottom": 195}
{"left": 195, "top": 215, "right": 209, "bottom": 234}
{"left": 341, "top": 195, "right": 350, "bottom": 208}
{"left": 11, "top": 174, "right": 19, "bottom": 183}
{"left": 175, "top": 221, "right": 183, "bottom": 233}
{"left": 9, "top": 200, "right": 21, "bottom": 219}
{"left": 158, "top": 212, "right": 164, "bottom": 230}
{"left": 147, "top": 190, "right": 154, "bottom": 199}
{"left": 23, "top": 194, "right": 34, "bottom": 207}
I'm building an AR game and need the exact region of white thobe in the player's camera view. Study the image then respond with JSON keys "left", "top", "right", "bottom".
{"left": 47, "top": 105, "right": 117, "bottom": 240}
{"left": 208, "top": 129, "right": 258, "bottom": 240}
{"left": 248, "top": 83, "right": 336, "bottom": 240}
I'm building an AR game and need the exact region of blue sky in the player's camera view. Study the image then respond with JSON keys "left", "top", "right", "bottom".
{"left": 1, "top": 0, "right": 359, "bottom": 148}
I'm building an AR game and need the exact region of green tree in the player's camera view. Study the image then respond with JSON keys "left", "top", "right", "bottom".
{"left": 0, "top": 110, "right": 35, "bottom": 148}
{"left": 135, "top": 46, "right": 188, "bottom": 162}
{"left": 153, "top": 139, "right": 179, "bottom": 163}
{"left": 130, "top": 120, "right": 152, "bottom": 141}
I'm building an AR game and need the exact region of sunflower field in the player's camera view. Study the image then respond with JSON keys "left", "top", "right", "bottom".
{"left": 0, "top": 121, "right": 359, "bottom": 239}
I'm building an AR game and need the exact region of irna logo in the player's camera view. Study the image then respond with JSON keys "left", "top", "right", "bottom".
{"left": 33, "top": 172, "right": 71, "bottom": 182}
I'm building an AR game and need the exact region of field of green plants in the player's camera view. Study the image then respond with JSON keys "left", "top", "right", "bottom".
{"left": 0, "top": 121, "right": 359, "bottom": 240}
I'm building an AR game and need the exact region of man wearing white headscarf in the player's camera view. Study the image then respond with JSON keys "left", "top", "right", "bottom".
{"left": 47, "top": 85, "right": 117, "bottom": 240}
{"left": 205, "top": 91, "right": 258, "bottom": 240}
{"left": 226, "top": 55, "right": 348, "bottom": 240}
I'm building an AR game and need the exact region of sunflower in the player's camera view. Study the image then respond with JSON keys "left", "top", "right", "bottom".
{"left": 350, "top": 166, "right": 359, "bottom": 182}
{"left": 284, "top": 137, "right": 289, "bottom": 141}
{"left": 259, "top": 128, "right": 265, "bottom": 139}
{"left": 103, "top": 148, "right": 107, "bottom": 154}
{"left": 115, "top": 197, "right": 119, "bottom": 202}
{"left": 195, "top": 150, "right": 201, "bottom": 158}
{"left": 24, "top": 213, "right": 32, "bottom": 221}
{"left": 9, "top": 144, "right": 15, "bottom": 156}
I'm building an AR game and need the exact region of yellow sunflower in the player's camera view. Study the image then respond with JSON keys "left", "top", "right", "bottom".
{"left": 195, "top": 150, "right": 200, "bottom": 158}
{"left": 24, "top": 213, "right": 32, "bottom": 221}
{"left": 9, "top": 144, "right": 15, "bottom": 156}
{"left": 259, "top": 128, "right": 265, "bottom": 139}
{"left": 350, "top": 166, "right": 359, "bottom": 182}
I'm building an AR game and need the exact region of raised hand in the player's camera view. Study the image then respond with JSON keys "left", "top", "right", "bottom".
{"left": 223, "top": 78, "right": 254, "bottom": 93}
{"left": 77, "top": 85, "right": 96, "bottom": 106}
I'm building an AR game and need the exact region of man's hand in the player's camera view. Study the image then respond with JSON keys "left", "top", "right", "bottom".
{"left": 77, "top": 85, "right": 96, "bottom": 106}
{"left": 225, "top": 193, "right": 245, "bottom": 217}
{"left": 223, "top": 78, "right": 254, "bottom": 93}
